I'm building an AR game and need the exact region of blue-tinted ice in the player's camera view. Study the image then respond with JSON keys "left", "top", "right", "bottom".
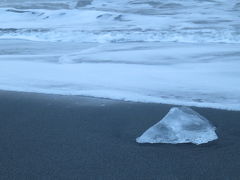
{"left": 136, "top": 107, "right": 218, "bottom": 145}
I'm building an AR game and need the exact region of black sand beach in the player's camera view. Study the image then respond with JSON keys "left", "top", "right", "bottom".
{"left": 0, "top": 90, "right": 240, "bottom": 180}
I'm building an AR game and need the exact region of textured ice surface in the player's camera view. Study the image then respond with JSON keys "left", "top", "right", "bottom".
{"left": 136, "top": 107, "right": 218, "bottom": 145}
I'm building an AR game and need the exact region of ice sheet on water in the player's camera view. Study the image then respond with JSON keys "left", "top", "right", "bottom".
{"left": 136, "top": 107, "right": 218, "bottom": 145}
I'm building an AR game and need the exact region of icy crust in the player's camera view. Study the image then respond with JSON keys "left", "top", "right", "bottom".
{"left": 136, "top": 107, "right": 218, "bottom": 145}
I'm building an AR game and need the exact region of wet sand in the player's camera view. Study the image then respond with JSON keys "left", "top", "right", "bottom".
{"left": 0, "top": 90, "right": 240, "bottom": 180}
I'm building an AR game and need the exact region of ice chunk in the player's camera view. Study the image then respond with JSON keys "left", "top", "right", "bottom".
{"left": 136, "top": 107, "right": 218, "bottom": 145}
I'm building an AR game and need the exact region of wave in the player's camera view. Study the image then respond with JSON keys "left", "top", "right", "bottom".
{"left": 0, "top": 0, "right": 239, "bottom": 43}
{"left": 0, "top": 0, "right": 240, "bottom": 111}
{"left": 1, "top": 28, "right": 240, "bottom": 43}
{"left": 0, "top": 58, "right": 240, "bottom": 111}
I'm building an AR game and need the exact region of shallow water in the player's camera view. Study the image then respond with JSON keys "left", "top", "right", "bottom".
{"left": 0, "top": 0, "right": 239, "bottom": 110}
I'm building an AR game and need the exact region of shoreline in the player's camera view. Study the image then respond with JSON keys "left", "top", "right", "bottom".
{"left": 0, "top": 90, "right": 240, "bottom": 179}
{"left": 1, "top": 39, "right": 240, "bottom": 112}
{"left": 0, "top": 88, "right": 239, "bottom": 112}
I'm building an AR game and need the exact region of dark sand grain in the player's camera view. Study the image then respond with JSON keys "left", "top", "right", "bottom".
{"left": 0, "top": 90, "right": 240, "bottom": 180}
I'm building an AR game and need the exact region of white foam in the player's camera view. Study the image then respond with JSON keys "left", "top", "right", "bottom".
{"left": 0, "top": 0, "right": 239, "bottom": 43}
{"left": 0, "top": 41, "right": 240, "bottom": 111}
{"left": 0, "top": 1, "right": 239, "bottom": 111}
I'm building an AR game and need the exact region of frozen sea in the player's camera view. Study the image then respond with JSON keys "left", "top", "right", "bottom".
{"left": 0, "top": 0, "right": 240, "bottom": 110}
